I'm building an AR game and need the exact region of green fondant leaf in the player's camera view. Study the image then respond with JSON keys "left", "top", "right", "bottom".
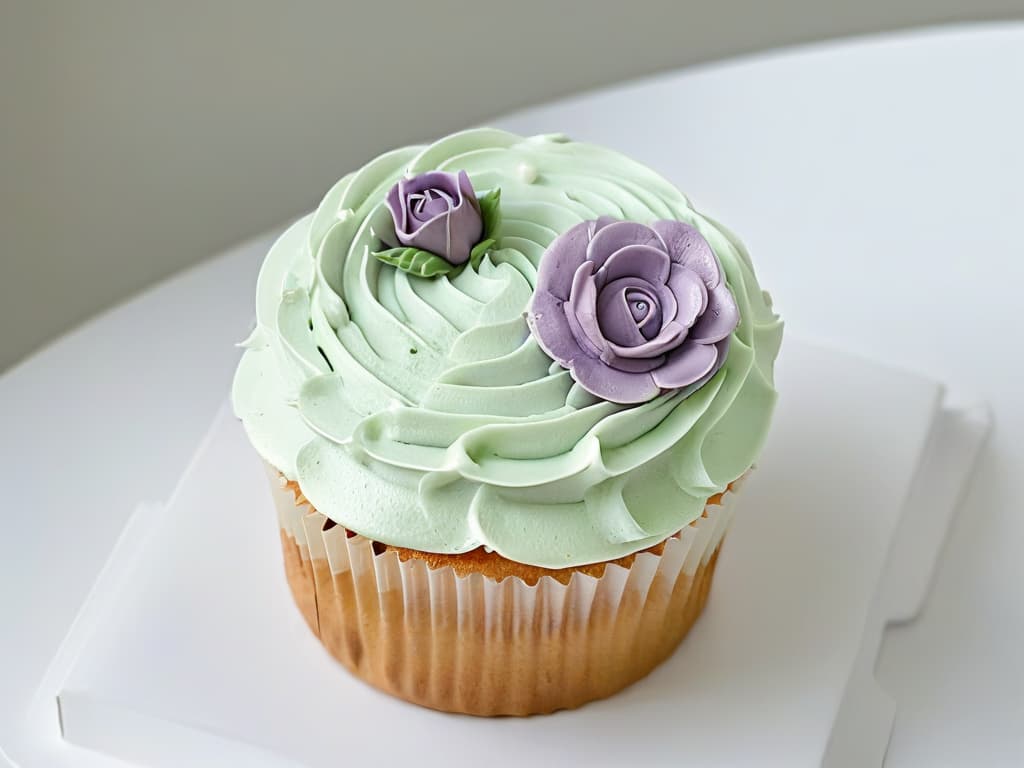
{"left": 372, "top": 247, "right": 456, "bottom": 278}
{"left": 469, "top": 238, "right": 495, "bottom": 269}
{"left": 478, "top": 187, "right": 502, "bottom": 240}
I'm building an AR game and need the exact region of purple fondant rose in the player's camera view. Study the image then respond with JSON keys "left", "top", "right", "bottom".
{"left": 528, "top": 217, "right": 739, "bottom": 404}
{"left": 382, "top": 170, "right": 483, "bottom": 266}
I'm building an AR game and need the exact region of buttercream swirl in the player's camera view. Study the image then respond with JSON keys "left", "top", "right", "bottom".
{"left": 232, "top": 128, "right": 783, "bottom": 568}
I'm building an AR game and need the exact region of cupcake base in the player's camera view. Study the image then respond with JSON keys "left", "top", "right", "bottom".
{"left": 271, "top": 472, "right": 739, "bottom": 716}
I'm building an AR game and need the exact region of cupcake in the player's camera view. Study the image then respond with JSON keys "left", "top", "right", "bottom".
{"left": 233, "top": 129, "right": 783, "bottom": 716}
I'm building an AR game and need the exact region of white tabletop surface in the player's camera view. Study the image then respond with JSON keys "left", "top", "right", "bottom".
{"left": 2, "top": 22, "right": 1022, "bottom": 767}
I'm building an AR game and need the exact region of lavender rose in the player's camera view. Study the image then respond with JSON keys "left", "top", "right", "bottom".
{"left": 528, "top": 217, "right": 739, "bottom": 404}
{"left": 382, "top": 170, "right": 484, "bottom": 266}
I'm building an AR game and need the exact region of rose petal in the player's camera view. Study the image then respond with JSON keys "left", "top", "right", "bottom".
{"left": 535, "top": 220, "right": 593, "bottom": 301}
{"left": 651, "top": 342, "right": 719, "bottom": 389}
{"left": 625, "top": 287, "right": 663, "bottom": 340}
{"left": 688, "top": 336, "right": 730, "bottom": 390}
{"left": 652, "top": 283, "right": 677, "bottom": 330}
{"left": 603, "top": 352, "right": 665, "bottom": 374}
{"left": 587, "top": 221, "right": 666, "bottom": 271}
{"left": 399, "top": 178, "right": 414, "bottom": 236}
{"left": 444, "top": 194, "right": 483, "bottom": 264}
{"left": 652, "top": 220, "right": 721, "bottom": 288}
{"left": 625, "top": 288, "right": 656, "bottom": 321}
{"left": 398, "top": 214, "right": 451, "bottom": 260}
{"left": 595, "top": 244, "right": 671, "bottom": 290}
{"left": 567, "top": 261, "right": 607, "bottom": 355}
{"left": 595, "top": 278, "right": 650, "bottom": 347}
{"left": 402, "top": 170, "right": 460, "bottom": 198}
{"left": 689, "top": 281, "right": 740, "bottom": 343}
{"left": 570, "top": 354, "right": 661, "bottom": 405}
{"left": 384, "top": 181, "right": 407, "bottom": 242}
{"left": 607, "top": 320, "right": 687, "bottom": 359}
{"left": 666, "top": 264, "right": 708, "bottom": 329}
{"left": 528, "top": 289, "right": 589, "bottom": 366}
{"left": 457, "top": 170, "right": 482, "bottom": 216}
{"left": 410, "top": 189, "right": 454, "bottom": 222}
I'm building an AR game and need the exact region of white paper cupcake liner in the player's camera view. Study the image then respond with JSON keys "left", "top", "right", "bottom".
{"left": 269, "top": 469, "right": 744, "bottom": 716}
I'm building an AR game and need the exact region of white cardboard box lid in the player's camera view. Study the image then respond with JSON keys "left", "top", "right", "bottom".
{"left": 52, "top": 339, "right": 988, "bottom": 767}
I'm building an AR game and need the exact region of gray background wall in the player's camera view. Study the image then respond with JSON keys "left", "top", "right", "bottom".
{"left": 2, "top": 0, "right": 1022, "bottom": 372}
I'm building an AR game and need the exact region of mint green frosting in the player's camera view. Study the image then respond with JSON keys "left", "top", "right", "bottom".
{"left": 232, "top": 128, "right": 783, "bottom": 568}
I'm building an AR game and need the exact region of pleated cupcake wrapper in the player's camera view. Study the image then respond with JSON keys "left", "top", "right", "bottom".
{"left": 268, "top": 469, "right": 746, "bottom": 715}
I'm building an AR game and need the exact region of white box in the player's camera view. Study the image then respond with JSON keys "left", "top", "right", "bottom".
{"left": 53, "top": 339, "right": 988, "bottom": 767}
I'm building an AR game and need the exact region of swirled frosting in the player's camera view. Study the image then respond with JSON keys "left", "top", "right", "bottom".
{"left": 232, "top": 128, "right": 783, "bottom": 568}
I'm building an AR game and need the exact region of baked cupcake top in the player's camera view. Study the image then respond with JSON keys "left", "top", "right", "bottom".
{"left": 233, "top": 129, "right": 782, "bottom": 568}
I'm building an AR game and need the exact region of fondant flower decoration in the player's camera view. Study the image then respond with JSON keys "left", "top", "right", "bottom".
{"left": 375, "top": 170, "right": 500, "bottom": 277}
{"left": 528, "top": 217, "right": 738, "bottom": 404}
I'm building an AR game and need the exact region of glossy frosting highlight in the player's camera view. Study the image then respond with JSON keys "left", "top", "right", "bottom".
{"left": 232, "top": 129, "right": 783, "bottom": 568}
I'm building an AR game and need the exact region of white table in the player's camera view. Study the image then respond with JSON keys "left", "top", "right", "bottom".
{"left": 2, "top": 22, "right": 1022, "bottom": 767}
